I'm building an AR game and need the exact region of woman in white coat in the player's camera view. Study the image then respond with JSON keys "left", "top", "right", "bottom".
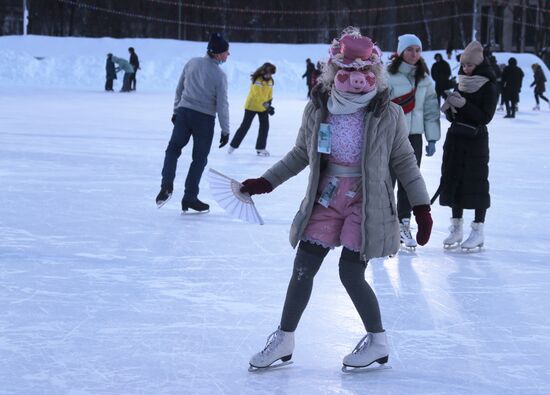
{"left": 387, "top": 34, "right": 440, "bottom": 248}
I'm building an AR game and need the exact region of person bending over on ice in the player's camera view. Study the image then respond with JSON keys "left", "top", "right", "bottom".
{"left": 241, "top": 27, "right": 433, "bottom": 371}
{"left": 438, "top": 41, "right": 498, "bottom": 251}
{"left": 228, "top": 62, "right": 276, "bottom": 156}
{"left": 387, "top": 34, "right": 440, "bottom": 249}
{"left": 155, "top": 33, "right": 230, "bottom": 213}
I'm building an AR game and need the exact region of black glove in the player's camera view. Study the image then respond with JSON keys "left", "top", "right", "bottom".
{"left": 267, "top": 106, "right": 275, "bottom": 116}
{"left": 171, "top": 113, "right": 176, "bottom": 125}
{"left": 219, "top": 133, "right": 229, "bottom": 148}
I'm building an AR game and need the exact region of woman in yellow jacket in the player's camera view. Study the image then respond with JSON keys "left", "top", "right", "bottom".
{"left": 228, "top": 63, "right": 276, "bottom": 156}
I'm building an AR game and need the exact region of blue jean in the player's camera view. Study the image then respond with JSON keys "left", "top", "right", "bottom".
{"left": 161, "top": 107, "right": 215, "bottom": 201}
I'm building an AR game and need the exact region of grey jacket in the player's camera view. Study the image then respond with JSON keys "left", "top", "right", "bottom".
{"left": 262, "top": 85, "right": 430, "bottom": 260}
{"left": 174, "top": 56, "right": 230, "bottom": 135}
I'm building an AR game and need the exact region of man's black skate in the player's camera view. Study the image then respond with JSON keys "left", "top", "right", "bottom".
{"left": 155, "top": 186, "right": 173, "bottom": 208}
{"left": 181, "top": 198, "right": 210, "bottom": 213}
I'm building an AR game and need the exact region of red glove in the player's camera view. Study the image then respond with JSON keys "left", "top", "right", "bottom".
{"left": 412, "top": 204, "right": 433, "bottom": 246}
{"left": 240, "top": 177, "right": 273, "bottom": 196}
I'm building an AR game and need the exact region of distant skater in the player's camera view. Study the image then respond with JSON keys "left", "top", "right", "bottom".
{"left": 228, "top": 62, "right": 276, "bottom": 156}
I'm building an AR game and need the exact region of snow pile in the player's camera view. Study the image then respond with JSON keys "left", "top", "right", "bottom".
{"left": 1, "top": 35, "right": 548, "bottom": 94}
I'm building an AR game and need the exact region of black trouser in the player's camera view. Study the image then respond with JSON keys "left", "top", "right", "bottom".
{"left": 435, "top": 86, "right": 449, "bottom": 106}
{"left": 535, "top": 92, "right": 549, "bottom": 105}
{"left": 105, "top": 78, "right": 114, "bottom": 91}
{"left": 229, "top": 109, "right": 269, "bottom": 150}
{"left": 505, "top": 100, "right": 517, "bottom": 116}
{"left": 307, "top": 82, "right": 313, "bottom": 98}
{"left": 279, "top": 241, "right": 383, "bottom": 333}
{"left": 130, "top": 70, "right": 137, "bottom": 90}
{"left": 452, "top": 207, "right": 486, "bottom": 223}
{"left": 121, "top": 72, "right": 133, "bottom": 92}
{"left": 161, "top": 107, "right": 215, "bottom": 201}
{"left": 391, "top": 134, "right": 423, "bottom": 221}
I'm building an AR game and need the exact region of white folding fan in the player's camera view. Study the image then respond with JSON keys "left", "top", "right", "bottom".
{"left": 207, "top": 168, "right": 265, "bottom": 225}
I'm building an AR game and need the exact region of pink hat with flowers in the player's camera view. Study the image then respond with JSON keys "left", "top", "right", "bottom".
{"left": 328, "top": 31, "right": 382, "bottom": 69}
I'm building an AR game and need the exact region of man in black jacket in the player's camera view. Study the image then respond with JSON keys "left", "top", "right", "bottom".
{"left": 431, "top": 53, "right": 452, "bottom": 105}
{"left": 501, "top": 57, "right": 524, "bottom": 118}
{"left": 302, "top": 58, "right": 316, "bottom": 98}
{"left": 128, "top": 47, "right": 140, "bottom": 91}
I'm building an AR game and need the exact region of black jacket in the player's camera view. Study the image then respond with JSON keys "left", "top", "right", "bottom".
{"left": 501, "top": 58, "right": 524, "bottom": 101}
{"left": 531, "top": 67, "right": 546, "bottom": 94}
{"left": 129, "top": 52, "right": 140, "bottom": 71}
{"left": 431, "top": 60, "right": 452, "bottom": 88}
{"left": 438, "top": 61, "right": 498, "bottom": 209}
{"left": 106, "top": 56, "right": 116, "bottom": 79}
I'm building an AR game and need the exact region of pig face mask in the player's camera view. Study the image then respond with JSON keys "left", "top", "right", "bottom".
{"left": 334, "top": 69, "right": 376, "bottom": 93}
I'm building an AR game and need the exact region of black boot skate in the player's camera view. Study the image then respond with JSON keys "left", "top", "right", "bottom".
{"left": 181, "top": 198, "right": 210, "bottom": 213}
{"left": 155, "top": 185, "right": 173, "bottom": 208}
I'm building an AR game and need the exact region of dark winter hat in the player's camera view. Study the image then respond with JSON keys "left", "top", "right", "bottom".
{"left": 207, "top": 32, "right": 229, "bottom": 54}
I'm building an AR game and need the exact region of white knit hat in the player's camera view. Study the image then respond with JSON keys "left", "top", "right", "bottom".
{"left": 397, "top": 34, "right": 422, "bottom": 55}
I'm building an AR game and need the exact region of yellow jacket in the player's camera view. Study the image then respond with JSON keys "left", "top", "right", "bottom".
{"left": 244, "top": 77, "right": 274, "bottom": 112}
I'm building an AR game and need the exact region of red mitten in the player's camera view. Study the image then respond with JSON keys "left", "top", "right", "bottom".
{"left": 413, "top": 204, "right": 433, "bottom": 246}
{"left": 240, "top": 177, "right": 273, "bottom": 196}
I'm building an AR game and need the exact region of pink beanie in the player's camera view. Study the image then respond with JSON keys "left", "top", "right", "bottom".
{"left": 460, "top": 41, "right": 484, "bottom": 65}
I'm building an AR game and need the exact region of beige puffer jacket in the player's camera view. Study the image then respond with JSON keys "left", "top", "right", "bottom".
{"left": 262, "top": 85, "right": 430, "bottom": 260}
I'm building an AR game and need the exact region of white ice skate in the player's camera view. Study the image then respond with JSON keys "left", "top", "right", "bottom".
{"left": 497, "top": 105, "right": 504, "bottom": 112}
{"left": 400, "top": 218, "right": 417, "bottom": 249}
{"left": 227, "top": 146, "right": 236, "bottom": 154}
{"left": 249, "top": 328, "right": 294, "bottom": 371}
{"left": 443, "top": 218, "right": 463, "bottom": 249}
{"left": 461, "top": 222, "right": 484, "bottom": 251}
{"left": 342, "top": 331, "right": 390, "bottom": 372}
{"left": 256, "top": 149, "right": 270, "bottom": 157}
{"left": 533, "top": 105, "right": 540, "bottom": 111}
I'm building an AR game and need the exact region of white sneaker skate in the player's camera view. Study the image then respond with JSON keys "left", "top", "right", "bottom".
{"left": 227, "top": 146, "right": 236, "bottom": 154}
{"left": 461, "top": 222, "right": 484, "bottom": 251}
{"left": 249, "top": 328, "right": 294, "bottom": 371}
{"left": 443, "top": 218, "right": 463, "bottom": 249}
{"left": 342, "top": 331, "right": 389, "bottom": 371}
{"left": 400, "top": 218, "right": 417, "bottom": 249}
{"left": 256, "top": 149, "right": 270, "bottom": 157}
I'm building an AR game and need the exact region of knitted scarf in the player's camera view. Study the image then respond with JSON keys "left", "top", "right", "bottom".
{"left": 458, "top": 75, "right": 490, "bottom": 93}
{"left": 327, "top": 88, "right": 377, "bottom": 115}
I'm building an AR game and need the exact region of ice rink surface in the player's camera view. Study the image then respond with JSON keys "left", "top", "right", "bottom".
{"left": 1, "top": 86, "right": 550, "bottom": 394}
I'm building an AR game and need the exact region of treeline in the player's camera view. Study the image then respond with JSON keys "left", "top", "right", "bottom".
{"left": 1, "top": 0, "right": 549, "bottom": 59}
{"left": 1, "top": 0, "right": 475, "bottom": 50}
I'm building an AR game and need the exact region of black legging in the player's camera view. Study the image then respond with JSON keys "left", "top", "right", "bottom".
{"left": 229, "top": 109, "right": 269, "bottom": 150}
{"left": 279, "top": 241, "right": 383, "bottom": 333}
{"left": 535, "top": 92, "right": 549, "bottom": 105}
{"left": 452, "top": 207, "right": 486, "bottom": 223}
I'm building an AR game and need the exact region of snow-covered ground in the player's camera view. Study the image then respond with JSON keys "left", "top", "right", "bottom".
{"left": 1, "top": 36, "right": 550, "bottom": 394}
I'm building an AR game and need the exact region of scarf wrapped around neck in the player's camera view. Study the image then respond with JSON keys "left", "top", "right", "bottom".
{"left": 327, "top": 88, "right": 377, "bottom": 115}
{"left": 458, "top": 74, "right": 489, "bottom": 93}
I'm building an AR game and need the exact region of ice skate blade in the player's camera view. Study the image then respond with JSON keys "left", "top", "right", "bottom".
{"left": 461, "top": 243, "right": 484, "bottom": 252}
{"left": 156, "top": 194, "right": 172, "bottom": 208}
{"left": 342, "top": 364, "right": 392, "bottom": 373}
{"left": 181, "top": 209, "right": 209, "bottom": 215}
{"left": 248, "top": 360, "right": 293, "bottom": 372}
{"left": 443, "top": 242, "right": 461, "bottom": 249}
{"left": 400, "top": 244, "right": 416, "bottom": 252}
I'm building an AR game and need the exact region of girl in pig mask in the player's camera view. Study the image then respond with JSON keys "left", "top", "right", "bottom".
{"left": 242, "top": 27, "right": 433, "bottom": 371}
